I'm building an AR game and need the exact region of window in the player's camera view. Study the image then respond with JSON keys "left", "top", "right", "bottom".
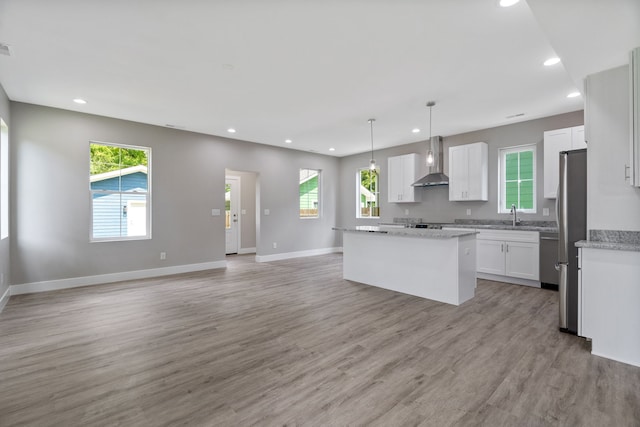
{"left": 0, "top": 119, "right": 8, "bottom": 240}
{"left": 299, "top": 169, "right": 320, "bottom": 218}
{"left": 90, "top": 142, "right": 151, "bottom": 241}
{"left": 357, "top": 168, "right": 380, "bottom": 218}
{"left": 499, "top": 144, "right": 536, "bottom": 213}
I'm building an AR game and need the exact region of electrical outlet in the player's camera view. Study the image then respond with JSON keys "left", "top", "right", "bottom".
{"left": 241, "top": 209, "right": 247, "bottom": 215}
{"left": 466, "top": 209, "right": 471, "bottom": 216}
{"left": 264, "top": 209, "right": 270, "bottom": 216}
{"left": 160, "top": 252, "right": 166, "bottom": 260}
{"left": 211, "top": 209, "right": 221, "bottom": 216}
{"left": 272, "top": 242, "right": 277, "bottom": 249}
{"left": 543, "top": 208, "right": 550, "bottom": 216}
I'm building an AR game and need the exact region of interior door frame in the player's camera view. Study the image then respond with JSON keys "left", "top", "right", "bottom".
{"left": 225, "top": 175, "right": 241, "bottom": 254}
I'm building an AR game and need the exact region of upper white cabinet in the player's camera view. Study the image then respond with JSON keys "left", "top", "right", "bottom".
{"left": 630, "top": 47, "right": 640, "bottom": 187}
{"left": 387, "top": 153, "right": 421, "bottom": 203}
{"left": 543, "top": 125, "right": 586, "bottom": 199}
{"left": 448, "top": 142, "right": 488, "bottom": 201}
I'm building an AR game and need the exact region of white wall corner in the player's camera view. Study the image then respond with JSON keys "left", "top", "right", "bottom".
{"left": 10, "top": 260, "right": 227, "bottom": 295}
{"left": 255, "top": 247, "right": 342, "bottom": 263}
{"left": 0, "top": 286, "right": 10, "bottom": 313}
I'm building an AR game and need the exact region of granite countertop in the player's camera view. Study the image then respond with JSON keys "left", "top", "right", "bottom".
{"left": 386, "top": 218, "right": 558, "bottom": 233}
{"left": 575, "top": 230, "right": 640, "bottom": 252}
{"left": 443, "top": 223, "right": 558, "bottom": 232}
{"left": 333, "top": 226, "right": 478, "bottom": 239}
{"left": 444, "top": 220, "right": 558, "bottom": 233}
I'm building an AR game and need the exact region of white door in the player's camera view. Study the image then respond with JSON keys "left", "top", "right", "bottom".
{"left": 477, "top": 239, "right": 505, "bottom": 275}
{"left": 225, "top": 177, "right": 240, "bottom": 254}
{"left": 505, "top": 241, "right": 539, "bottom": 280}
{"left": 449, "top": 145, "right": 468, "bottom": 200}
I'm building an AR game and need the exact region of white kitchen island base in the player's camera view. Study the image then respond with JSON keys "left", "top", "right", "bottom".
{"left": 342, "top": 229, "right": 477, "bottom": 306}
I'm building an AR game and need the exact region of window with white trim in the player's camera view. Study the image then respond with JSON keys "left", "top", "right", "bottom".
{"left": 90, "top": 142, "right": 151, "bottom": 241}
{"left": 498, "top": 144, "right": 536, "bottom": 214}
{"left": 299, "top": 168, "right": 320, "bottom": 218}
{"left": 357, "top": 168, "right": 380, "bottom": 218}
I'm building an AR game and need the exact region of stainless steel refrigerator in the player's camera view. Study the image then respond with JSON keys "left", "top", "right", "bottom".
{"left": 556, "top": 148, "right": 587, "bottom": 334}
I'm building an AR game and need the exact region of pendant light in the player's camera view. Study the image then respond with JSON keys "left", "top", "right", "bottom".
{"left": 426, "top": 101, "right": 436, "bottom": 166}
{"left": 368, "top": 118, "right": 377, "bottom": 171}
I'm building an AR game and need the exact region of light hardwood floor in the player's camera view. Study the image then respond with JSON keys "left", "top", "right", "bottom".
{"left": 0, "top": 254, "right": 638, "bottom": 426}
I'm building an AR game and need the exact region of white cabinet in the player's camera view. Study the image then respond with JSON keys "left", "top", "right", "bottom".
{"left": 543, "top": 125, "right": 586, "bottom": 199}
{"left": 449, "top": 142, "right": 488, "bottom": 201}
{"left": 630, "top": 47, "right": 640, "bottom": 187}
{"left": 580, "top": 247, "right": 640, "bottom": 367}
{"left": 388, "top": 153, "right": 421, "bottom": 203}
{"left": 477, "top": 239, "right": 505, "bottom": 275}
{"left": 476, "top": 229, "right": 539, "bottom": 282}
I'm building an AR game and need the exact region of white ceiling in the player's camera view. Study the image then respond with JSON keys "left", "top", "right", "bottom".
{"left": 0, "top": 0, "right": 637, "bottom": 157}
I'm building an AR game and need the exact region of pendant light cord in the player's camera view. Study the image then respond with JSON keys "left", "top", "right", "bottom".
{"left": 429, "top": 105, "right": 432, "bottom": 139}
{"left": 369, "top": 118, "right": 375, "bottom": 160}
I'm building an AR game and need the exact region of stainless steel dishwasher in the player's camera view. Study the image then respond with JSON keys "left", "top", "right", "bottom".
{"left": 539, "top": 232, "right": 559, "bottom": 290}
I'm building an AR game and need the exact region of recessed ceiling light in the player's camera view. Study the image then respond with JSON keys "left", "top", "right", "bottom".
{"left": 412, "top": 128, "right": 420, "bottom": 133}
{"left": 329, "top": 147, "right": 335, "bottom": 151}
{"left": 285, "top": 139, "right": 292, "bottom": 144}
{"left": 544, "top": 57, "right": 561, "bottom": 66}
{"left": 227, "top": 128, "right": 236, "bottom": 133}
{"left": 567, "top": 92, "right": 581, "bottom": 98}
{"left": 499, "top": 0, "right": 519, "bottom": 7}
{"left": 73, "top": 98, "right": 87, "bottom": 104}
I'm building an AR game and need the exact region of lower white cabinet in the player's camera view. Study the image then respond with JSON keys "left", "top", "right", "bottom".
{"left": 580, "top": 247, "right": 640, "bottom": 367}
{"left": 477, "top": 230, "right": 539, "bottom": 282}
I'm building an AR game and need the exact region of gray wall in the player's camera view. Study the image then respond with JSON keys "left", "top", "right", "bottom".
{"left": 338, "top": 111, "right": 584, "bottom": 233}
{"left": 10, "top": 103, "right": 340, "bottom": 285}
{"left": 226, "top": 169, "right": 257, "bottom": 250}
{"left": 0, "top": 84, "right": 9, "bottom": 297}
{"left": 586, "top": 65, "right": 640, "bottom": 231}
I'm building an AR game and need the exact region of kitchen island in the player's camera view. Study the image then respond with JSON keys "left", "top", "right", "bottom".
{"left": 334, "top": 226, "right": 478, "bottom": 306}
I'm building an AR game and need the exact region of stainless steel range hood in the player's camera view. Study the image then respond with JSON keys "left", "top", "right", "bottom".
{"left": 411, "top": 136, "right": 449, "bottom": 187}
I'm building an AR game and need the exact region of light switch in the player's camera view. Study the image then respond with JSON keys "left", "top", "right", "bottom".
{"left": 241, "top": 209, "right": 247, "bottom": 215}
{"left": 404, "top": 209, "right": 409, "bottom": 215}
{"left": 211, "top": 209, "right": 221, "bottom": 216}
{"left": 543, "top": 208, "right": 550, "bottom": 216}
{"left": 466, "top": 209, "right": 471, "bottom": 216}
{"left": 264, "top": 209, "right": 270, "bottom": 216}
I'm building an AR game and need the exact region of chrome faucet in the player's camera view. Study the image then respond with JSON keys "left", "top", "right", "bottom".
{"left": 510, "top": 204, "right": 520, "bottom": 226}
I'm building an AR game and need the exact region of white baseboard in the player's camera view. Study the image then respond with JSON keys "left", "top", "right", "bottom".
{"left": 591, "top": 350, "right": 640, "bottom": 368}
{"left": 255, "top": 247, "right": 342, "bottom": 263}
{"left": 10, "top": 260, "right": 227, "bottom": 295}
{"left": 237, "top": 247, "right": 256, "bottom": 254}
{"left": 477, "top": 272, "right": 541, "bottom": 288}
{"left": 0, "top": 286, "right": 10, "bottom": 312}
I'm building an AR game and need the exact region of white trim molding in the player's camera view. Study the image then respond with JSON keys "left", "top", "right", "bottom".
{"left": 0, "top": 286, "right": 10, "bottom": 312}
{"left": 10, "top": 261, "right": 227, "bottom": 295}
{"left": 237, "top": 247, "right": 256, "bottom": 255}
{"left": 255, "top": 247, "right": 341, "bottom": 263}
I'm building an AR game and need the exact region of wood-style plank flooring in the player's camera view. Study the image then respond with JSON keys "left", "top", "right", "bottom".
{"left": 1, "top": 254, "right": 638, "bottom": 426}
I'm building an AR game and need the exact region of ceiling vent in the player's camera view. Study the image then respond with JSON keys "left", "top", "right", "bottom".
{"left": 0, "top": 43, "right": 11, "bottom": 56}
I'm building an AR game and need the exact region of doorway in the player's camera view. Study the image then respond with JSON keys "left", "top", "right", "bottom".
{"left": 225, "top": 176, "right": 240, "bottom": 254}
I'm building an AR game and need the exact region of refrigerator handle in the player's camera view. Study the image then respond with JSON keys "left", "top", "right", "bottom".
{"left": 557, "top": 153, "right": 569, "bottom": 264}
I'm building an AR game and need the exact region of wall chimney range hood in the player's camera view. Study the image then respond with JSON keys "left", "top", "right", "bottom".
{"left": 412, "top": 136, "right": 449, "bottom": 187}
